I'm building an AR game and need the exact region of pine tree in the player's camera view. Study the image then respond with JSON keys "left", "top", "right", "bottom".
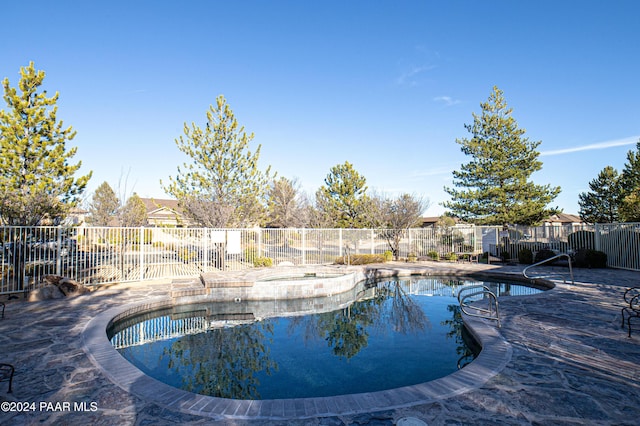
{"left": 443, "top": 86, "right": 560, "bottom": 226}
{"left": 619, "top": 141, "right": 640, "bottom": 193}
{"left": 619, "top": 188, "right": 640, "bottom": 222}
{"left": 88, "top": 181, "right": 120, "bottom": 226}
{"left": 119, "top": 193, "right": 148, "bottom": 227}
{"left": 163, "top": 95, "right": 272, "bottom": 227}
{"left": 578, "top": 166, "right": 621, "bottom": 223}
{"left": 316, "top": 161, "right": 370, "bottom": 228}
{"left": 0, "top": 62, "right": 91, "bottom": 225}
{"left": 618, "top": 141, "right": 640, "bottom": 221}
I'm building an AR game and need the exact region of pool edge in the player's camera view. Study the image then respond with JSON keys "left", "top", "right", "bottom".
{"left": 82, "top": 268, "right": 523, "bottom": 420}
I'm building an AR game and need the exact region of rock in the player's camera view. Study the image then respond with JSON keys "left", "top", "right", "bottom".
{"left": 43, "top": 275, "right": 64, "bottom": 286}
{"left": 28, "top": 284, "right": 65, "bottom": 301}
{"left": 31, "top": 275, "right": 90, "bottom": 300}
{"left": 58, "top": 277, "right": 89, "bottom": 296}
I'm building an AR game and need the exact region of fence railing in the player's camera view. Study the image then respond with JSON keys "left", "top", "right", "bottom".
{"left": 1, "top": 222, "right": 638, "bottom": 294}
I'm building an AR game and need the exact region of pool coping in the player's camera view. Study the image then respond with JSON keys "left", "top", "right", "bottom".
{"left": 81, "top": 269, "right": 530, "bottom": 421}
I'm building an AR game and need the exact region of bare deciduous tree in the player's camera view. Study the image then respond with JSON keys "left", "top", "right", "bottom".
{"left": 375, "top": 193, "right": 429, "bottom": 259}
{"left": 264, "top": 177, "right": 309, "bottom": 228}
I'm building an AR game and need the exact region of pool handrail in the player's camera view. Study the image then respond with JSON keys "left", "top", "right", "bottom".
{"left": 522, "top": 253, "right": 574, "bottom": 285}
{"left": 457, "top": 285, "right": 501, "bottom": 328}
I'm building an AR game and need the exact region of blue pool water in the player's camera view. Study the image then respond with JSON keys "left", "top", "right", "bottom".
{"left": 109, "top": 276, "right": 543, "bottom": 399}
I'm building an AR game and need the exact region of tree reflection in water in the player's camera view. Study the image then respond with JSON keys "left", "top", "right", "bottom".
{"left": 439, "top": 278, "right": 481, "bottom": 367}
{"left": 287, "top": 279, "right": 431, "bottom": 360}
{"left": 442, "top": 304, "right": 478, "bottom": 367}
{"left": 115, "top": 276, "right": 491, "bottom": 399}
{"left": 161, "top": 321, "right": 277, "bottom": 399}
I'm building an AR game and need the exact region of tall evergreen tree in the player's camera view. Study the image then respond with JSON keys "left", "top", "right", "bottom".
{"left": 316, "top": 161, "right": 369, "bottom": 228}
{"left": 88, "top": 181, "right": 120, "bottom": 226}
{"left": 578, "top": 166, "right": 621, "bottom": 223}
{"left": 619, "top": 141, "right": 640, "bottom": 194}
{"left": 119, "top": 193, "right": 148, "bottom": 227}
{"left": 619, "top": 188, "right": 640, "bottom": 222}
{"left": 163, "top": 95, "right": 272, "bottom": 227}
{"left": 443, "top": 86, "right": 560, "bottom": 226}
{"left": 618, "top": 141, "right": 640, "bottom": 221}
{"left": 0, "top": 62, "right": 91, "bottom": 225}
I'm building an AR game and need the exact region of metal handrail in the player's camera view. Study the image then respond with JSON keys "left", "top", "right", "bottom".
{"left": 522, "top": 253, "right": 574, "bottom": 285}
{"left": 458, "top": 285, "right": 500, "bottom": 327}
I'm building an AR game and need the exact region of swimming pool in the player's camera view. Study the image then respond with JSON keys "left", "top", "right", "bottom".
{"left": 108, "top": 276, "right": 544, "bottom": 399}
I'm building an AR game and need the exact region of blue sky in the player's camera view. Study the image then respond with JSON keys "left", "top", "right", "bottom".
{"left": 2, "top": 0, "right": 639, "bottom": 216}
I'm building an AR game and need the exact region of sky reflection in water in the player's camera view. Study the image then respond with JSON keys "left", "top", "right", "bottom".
{"left": 113, "top": 277, "right": 540, "bottom": 399}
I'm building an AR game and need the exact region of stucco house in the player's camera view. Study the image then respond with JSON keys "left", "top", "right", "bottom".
{"left": 541, "top": 213, "right": 584, "bottom": 227}
{"left": 140, "top": 198, "right": 191, "bottom": 227}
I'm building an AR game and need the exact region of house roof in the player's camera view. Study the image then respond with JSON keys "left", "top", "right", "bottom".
{"left": 137, "top": 198, "right": 192, "bottom": 226}
{"left": 543, "top": 213, "right": 583, "bottom": 224}
{"left": 420, "top": 216, "right": 464, "bottom": 226}
{"left": 140, "top": 198, "right": 182, "bottom": 214}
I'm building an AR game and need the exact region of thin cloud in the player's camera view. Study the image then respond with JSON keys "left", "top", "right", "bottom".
{"left": 395, "top": 65, "right": 435, "bottom": 86}
{"left": 540, "top": 136, "right": 639, "bottom": 156}
{"left": 433, "top": 96, "right": 461, "bottom": 107}
{"left": 409, "top": 166, "right": 453, "bottom": 178}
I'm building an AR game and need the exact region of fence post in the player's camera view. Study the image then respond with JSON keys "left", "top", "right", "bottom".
{"left": 594, "top": 223, "right": 601, "bottom": 252}
{"left": 203, "top": 228, "right": 209, "bottom": 273}
{"left": 301, "top": 228, "right": 306, "bottom": 265}
{"left": 339, "top": 229, "right": 343, "bottom": 257}
{"left": 139, "top": 227, "right": 145, "bottom": 282}
{"left": 371, "top": 229, "right": 374, "bottom": 255}
{"left": 56, "top": 225, "right": 62, "bottom": 276}
{"left": 258, "top": 228, "right": 263, "bottom": 258}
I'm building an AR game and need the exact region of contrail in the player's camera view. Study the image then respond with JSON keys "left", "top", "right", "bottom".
{"left": 540, "top": 136, "right": 639, "bottom": 156}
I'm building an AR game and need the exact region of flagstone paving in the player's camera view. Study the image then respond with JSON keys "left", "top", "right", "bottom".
{"left": 0, "top": 262, "right": 639, "bottom": 425}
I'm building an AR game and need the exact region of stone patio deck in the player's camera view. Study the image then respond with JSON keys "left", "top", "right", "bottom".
{"left": 0, "top": 262, "right": 639, "bottom": 425}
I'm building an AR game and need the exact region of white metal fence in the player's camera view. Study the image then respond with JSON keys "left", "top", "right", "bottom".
{"left": 1, "top": 223, "right": 638, "bottom": 295}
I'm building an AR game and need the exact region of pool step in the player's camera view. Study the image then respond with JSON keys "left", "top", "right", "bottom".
{"left": 170, "top": 278, "right": 207, "bottom": 298}
{"left": 201, "top": 272, "right": 255, "bottom": 289}
{"left": 204, "top": 280, "right": 255, "bottom": 288}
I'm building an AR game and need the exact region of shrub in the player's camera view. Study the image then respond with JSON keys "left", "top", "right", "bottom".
{"left": 407, "top": 252, "right": 417, "bottom": 262}
{"left": 143, "top": 228, "right": 153, "bottom": 244}
{"left": 459, "top": 253, "right": 472, "bottom": 262}
{"left": 518, "top": 248, "right": 533, "bottom": 264}
{"left": 534, "top": 248, "right": 557, "bottom": 264}
{"left": 573, "top": 249, "right": 607, "bottom": 268}
{"left": 178, "top": 247, "right": 197, "bottom": 263}
{"left": 586, "top": 250, "right": 607, "bottom": 268}
{"left": 500, "top": 250, "right": 511, "bottom": 261}
{"left": 444, "top": 252, "right": 457, "bottom": 261}
{"left": 253, "top": 256, "right": 273, "bottom": 267}
{"left": 427, "top": 250, "right": 439, "bottom": 261}
{"left": 244, "top": 246, "right": 258, "bottom": 264}
{"left": 383, "top": 250, "right": 393, "bottom": 262}
{"left": 334, "top": 254, "right": 386, "bottom": 265}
